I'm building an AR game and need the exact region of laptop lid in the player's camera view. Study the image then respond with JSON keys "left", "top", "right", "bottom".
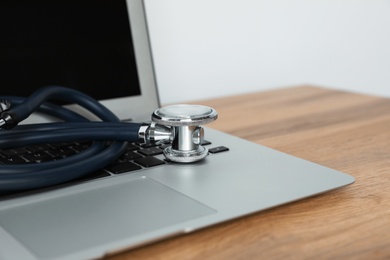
{"left": 0, "top": 0, "right": 159, "bottom": 123}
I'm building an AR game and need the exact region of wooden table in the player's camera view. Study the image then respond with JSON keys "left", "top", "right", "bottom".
{"left": 109, "top": 86, "right": 390, "bottom": 259}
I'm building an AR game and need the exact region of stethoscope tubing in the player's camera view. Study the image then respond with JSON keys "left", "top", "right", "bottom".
{"left": 0, "top": 86, "right": 142, "bottom": 192}
{"left": 0, "top": 122, "right": 141, "bottom": 148}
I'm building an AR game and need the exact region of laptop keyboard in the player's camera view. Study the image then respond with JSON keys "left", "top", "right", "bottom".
{"left": 0, "top": 140, "right": 229, "bottom": 198}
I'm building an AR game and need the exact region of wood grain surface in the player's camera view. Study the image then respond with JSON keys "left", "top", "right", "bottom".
{"left": 107, "top": 86, "right": 390, "bottom": 260}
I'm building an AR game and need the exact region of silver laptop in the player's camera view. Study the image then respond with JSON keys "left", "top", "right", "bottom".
{"left": 0, "top": 1, "right": 354, "bottom": 259}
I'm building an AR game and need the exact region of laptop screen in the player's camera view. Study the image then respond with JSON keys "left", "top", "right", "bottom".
{"left": 0, "top": 0, "right": 141, "bottom": 102}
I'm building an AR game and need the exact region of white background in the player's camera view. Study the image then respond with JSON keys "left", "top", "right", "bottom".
{"left": 144, "top": 0, "right": 390, "bottom": 104}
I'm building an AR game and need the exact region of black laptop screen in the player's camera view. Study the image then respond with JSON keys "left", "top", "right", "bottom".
{"left": 0, "top": 0, "right": 141, "bottom": 101}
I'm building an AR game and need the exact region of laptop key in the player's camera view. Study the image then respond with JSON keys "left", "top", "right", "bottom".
{"left": 120, "top": 151, "right": 143, "bottom": 161}
{"left": 23, "top": 152, "right": 55, "bottom": 163}
{"left": 25, "top": 144, "right": 53, "bottom": 153}
{"left": 209, "top": 146, "right": 229, "bottom": 154}
{"left": 138, "top": 147, "right": 163, "bottom": 156}
{"left": 49, "top": 147, "right": 78, "bottom": 157}
{"left": 134, "top": 157, "right": 165, "bottom": 168}
{"left": 74, "top": 170, "right": 111, "bottom": 182}
{"left": 126, "top": 143, "right": 141, "bottom": 151}
{"left": 106, "top": 161, "right": 142, "bottom": 174}
{"left": 0, "top": 156, "right": 26, "bottom": 164}
{"left": 202, "top": 140, "right": 212, "bottom": 145}
{"left": 0, "top": 147, "right": 29, "bottom": 156}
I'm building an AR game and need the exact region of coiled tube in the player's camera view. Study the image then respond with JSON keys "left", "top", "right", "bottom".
{"left": 0, "top": 86, "right": 142, "bottom": 191}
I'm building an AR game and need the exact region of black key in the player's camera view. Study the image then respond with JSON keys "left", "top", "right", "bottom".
{"left": 23, "top": 152, "right": 54, "bottom": 163}
{"left": 126, "top": 143, "right": 141, "bottom": 151}
{"left": 0, "top": 156, "right": 26, "bottom": 164}
{"left": 209, "top": 146, "right": 229, "bottom": 154}
{"left": 120, "top": 151, "right": 143, "bottom": 161}
{"left": 138, "top": 147, "right": 163, "bottom": 156}
{"left": 50, "top": 142, "right": 77, "bottom": 148}
{"left": 49, "top": 147, "right": 77, "bottom": 157}
{"left": 159, "top": 143, "right": 171, "bottom": 150}
{"left": 70, "top": 143, "right": 92, "bottom": 152}
{"left": 74, "top": 170, "right": 111, "bottom": 182}
{"left": 136, "top": 142, "right": 158, "bottom": 148}
{"left": 0, "top": 147, "right": 29, "bottom": 156}
{"left": 134, "top": 157, "right": 165, "bottom": 167}
{"left": 202, "top": 140, "right": 212, "bottom": 145}
{"left": 106, "top": 162, "right": 142, "bottom": 174}
{"left": 25, "top": 144, "right": 53, "bottom": 153}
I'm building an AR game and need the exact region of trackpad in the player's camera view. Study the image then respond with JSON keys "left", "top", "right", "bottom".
{"left": 0, "top": 177, "right": 215, "bottom": 259}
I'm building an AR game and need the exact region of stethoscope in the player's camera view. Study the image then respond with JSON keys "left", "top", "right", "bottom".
{"left": 0, "top": 86, "right": 217, "bottom": 192}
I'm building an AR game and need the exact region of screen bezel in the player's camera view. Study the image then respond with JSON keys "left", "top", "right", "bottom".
{"left": 97, "top": 0, "right": 160, "bottom": 122}
{"left": 17, "top": 0, "right": 160, "bottom": 124}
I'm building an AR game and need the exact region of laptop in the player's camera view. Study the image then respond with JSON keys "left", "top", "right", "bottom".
{"left": 0, "top": 1, "right": 354, "bottom": 259}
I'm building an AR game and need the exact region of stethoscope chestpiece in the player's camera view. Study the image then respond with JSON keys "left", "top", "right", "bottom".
{"left": 152, "top": 104, "right": 218, "bottom": 163}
